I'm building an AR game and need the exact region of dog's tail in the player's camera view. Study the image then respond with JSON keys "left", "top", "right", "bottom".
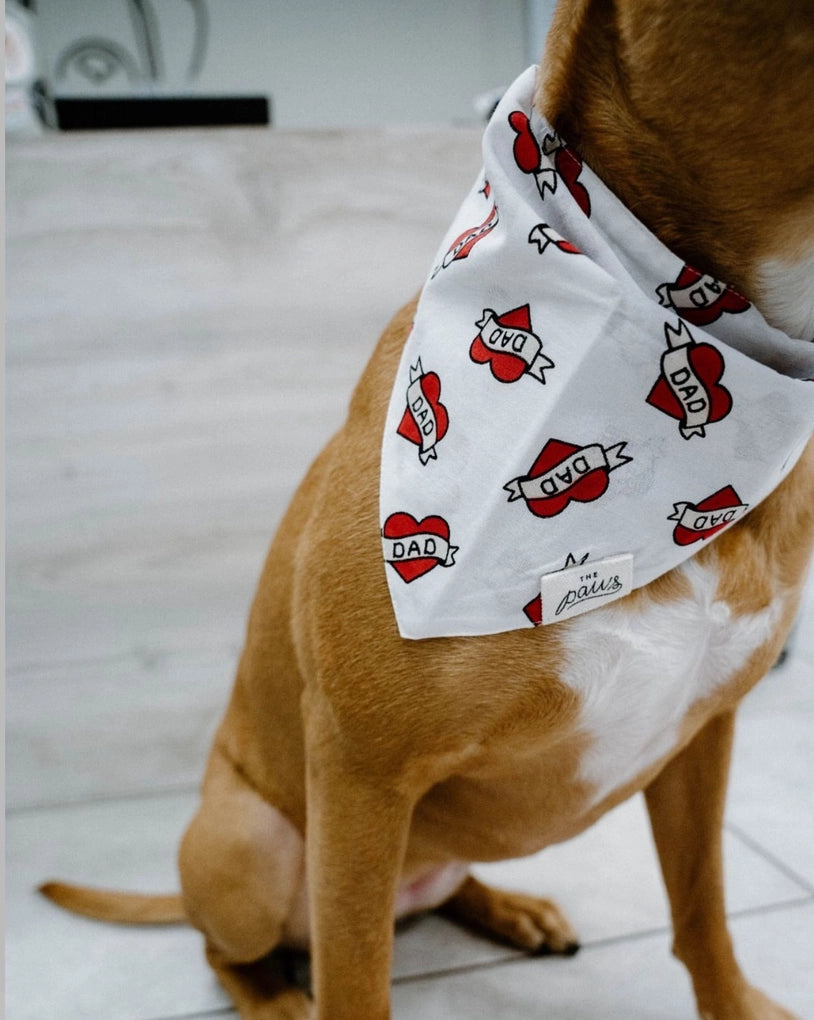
{"left": 39, "top": 881, "right": 187, "bottom": 925}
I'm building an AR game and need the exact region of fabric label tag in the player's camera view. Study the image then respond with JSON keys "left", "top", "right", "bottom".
{"left": 541, "top": 553, "right": 634, "bottom": 624}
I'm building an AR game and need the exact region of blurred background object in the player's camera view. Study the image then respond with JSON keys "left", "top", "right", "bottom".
{"left": 5, "top": 0, "right": 48, "bottom": 133}
{"left": 7, "top": 0, "right": 557, "bottom": 131}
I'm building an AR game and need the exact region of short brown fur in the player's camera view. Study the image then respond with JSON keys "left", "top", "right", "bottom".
{"left": 42, "top": 2, "right": 814, "bottom": 1017}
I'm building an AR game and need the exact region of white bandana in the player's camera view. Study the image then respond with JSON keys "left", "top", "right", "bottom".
{"left": 380, "top": 66, "right": 814, "bottom": 640}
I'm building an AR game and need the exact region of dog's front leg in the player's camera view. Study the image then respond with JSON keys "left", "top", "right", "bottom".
{"left": 645, "top": 710, "right": 797, "bottom": 1020}
{"left": 304, "top": 688, "right": 413, "bottom": 1020}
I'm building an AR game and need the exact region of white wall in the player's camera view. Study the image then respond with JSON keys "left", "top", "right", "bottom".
{"left": 31, "top": 0, "right": 558, "bottom": 127}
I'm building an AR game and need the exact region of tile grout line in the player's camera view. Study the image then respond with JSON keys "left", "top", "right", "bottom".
{"left": 90, "top": 897, "right": 814, "bottom": 1020}
{"left": 725, "top": 820, "right": 814, "bottom": 896}
{"left": 390, "top": 925, "right": 675, "bottom": 987}
{"left": 5, "top": 782, "right": 202, "bottom": 818}
{"left": 726, "top": 895, "right": 814, "bottom": 921}
{"left": 149, "top": 1010, "right": 236, "bottom": 1020}
{"left": 5, "top": 641, "right": 242, "bottom": 683}
{"left": 392, "top": 895, "right": 814, "bottom": 989}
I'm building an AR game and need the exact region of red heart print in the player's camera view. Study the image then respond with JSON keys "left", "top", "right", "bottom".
{"left": 470, "top": 335, "right": 526, "bottom": 382}
{"left": 397, "top": 372, "right": 449, "bottom": 447}
{"left": 524, "top": 439, "right": 609, "bottom": 518}
{"left": 672, "top": 485, "right": 744, "bottom": 546}
{"left": 688, "top": 344, "right": 732, "bottom": 422}
{"left": 383, "top": 512, "right": 451, "bottom": 583}
{"left": 508, "top": 110, "right": 541, "bottom": 174}
{"left": 555, "top": 147, "right": 591, "bottom": 217}
{"left": 659, "top": 266, "right": 751, "bottom": 326}
{"left": 469, "top": 305, "right": 533, "bottom": 383}
{"left": 523, "top": 594, "right": 543, "bottom": 625}
{"left": 647, "top": 342, "right": 732, "bottom": 427}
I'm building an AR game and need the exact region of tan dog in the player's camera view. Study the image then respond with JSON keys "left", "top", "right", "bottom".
{"left": 41, "top": 2, "right": 814, "bottom": 1017}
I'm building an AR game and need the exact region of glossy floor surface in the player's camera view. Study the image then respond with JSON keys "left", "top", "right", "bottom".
{"left": 6, "top": 125, "right": 814, "bottom": 1019}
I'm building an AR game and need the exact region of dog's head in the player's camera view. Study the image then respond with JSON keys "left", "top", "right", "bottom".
{"left": 539, "top": 0, "right": 814, "bottom": 340}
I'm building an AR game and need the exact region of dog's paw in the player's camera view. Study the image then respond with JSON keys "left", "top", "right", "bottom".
{"left": 478, "top": 886, "right": 580, "bottom": 955}
{"left": 439, "top": 874, "right": 579, "bottom": 955}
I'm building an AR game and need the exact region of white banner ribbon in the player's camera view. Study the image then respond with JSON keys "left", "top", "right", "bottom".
{"left": 657, "top": 273, "right": 724, "bottom": 312}
{"left": 661, "top": 343, "right": 711, "bottom": 439}
{"left": 406, "top": 363, "right": 439, "bottom": 463}
{"left": 382, "top": 532, "right": 457, "bottom": 567}
{"left": 505, "top": 442, "right": 630, "bottom": 503}
{"left": 668, "top": 501, "right": 750, "bottom": 533}
{"left": 475, "top": 310, "right": 554, "bottom": 383}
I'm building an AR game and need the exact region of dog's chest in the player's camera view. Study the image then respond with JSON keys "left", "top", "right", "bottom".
{"left": 558, "top": 557, "right": 781, "bottom": 804}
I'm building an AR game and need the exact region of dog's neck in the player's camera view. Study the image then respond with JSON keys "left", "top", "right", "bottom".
{"left": 538, "top": 0, "right": 814, "bottom": 341}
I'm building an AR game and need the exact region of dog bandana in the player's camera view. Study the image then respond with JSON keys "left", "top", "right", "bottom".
{"left": 380, "top": 65, "right": 814, "bottom": 640}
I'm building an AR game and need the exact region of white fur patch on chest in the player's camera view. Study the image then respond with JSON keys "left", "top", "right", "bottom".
{"left": 559, "top": 557, "right": 782, "bottom": 804}
{"left": 755, "top": 244, "right": 814, "bottom": 342}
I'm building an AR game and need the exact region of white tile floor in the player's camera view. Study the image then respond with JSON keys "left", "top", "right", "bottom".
{"left": 6, "top": 125, "right": 814, "bottom": 1020}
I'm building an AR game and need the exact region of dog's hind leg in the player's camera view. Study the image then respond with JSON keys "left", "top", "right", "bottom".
{"left": 645, "top": 710, "right": 798, "bottom": 1020}
{"left": 438, "top": 874, "right": 580, "bottom": 955}
{"left": 179, "top": 745, "right": 311, "bottom": 1019}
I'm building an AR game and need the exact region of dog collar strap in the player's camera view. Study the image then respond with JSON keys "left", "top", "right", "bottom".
{"left": 380, "top": 66, "right": 814, "bottom": 639}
